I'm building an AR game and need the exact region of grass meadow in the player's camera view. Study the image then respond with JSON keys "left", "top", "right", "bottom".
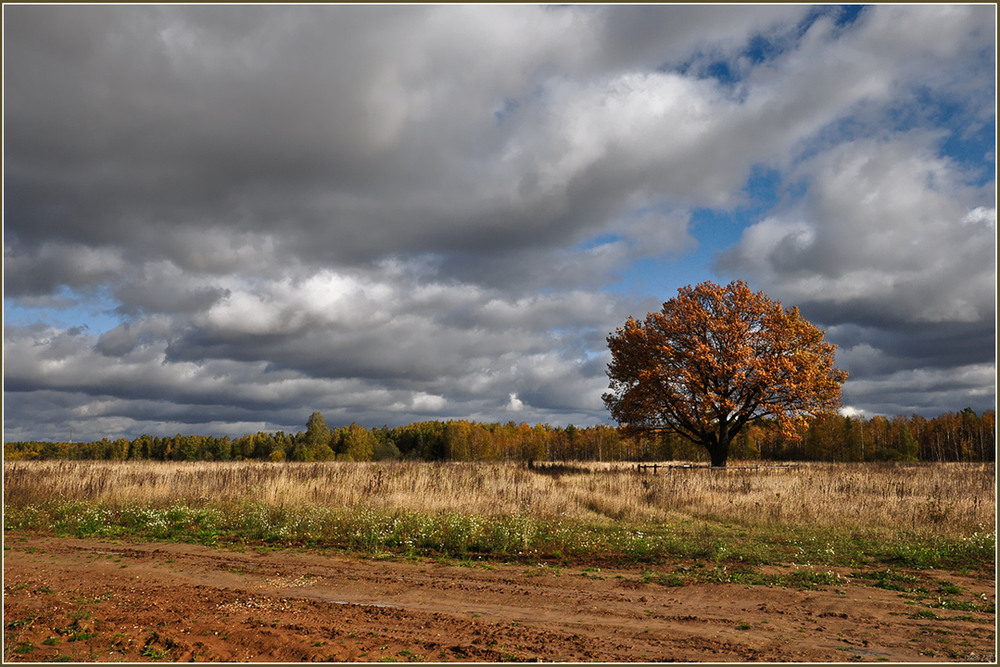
{"left": 3, "top": 460, "right": 995, "bottom": 575}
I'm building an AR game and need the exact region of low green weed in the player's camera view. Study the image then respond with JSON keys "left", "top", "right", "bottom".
{"left": 141, "top": 646, "right": 170, "bottom": 660}
{"left": 937, "top": 581, "right": 963, "bottom": 595}
{"left": 851, "top": 568, "right": 920, "bottom": 591}
{"left": 927, "top": 598, "right": 995, "bottom": 614}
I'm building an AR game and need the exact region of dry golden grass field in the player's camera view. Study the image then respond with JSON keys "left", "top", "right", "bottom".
{"left": 4, "top": 459, "right": 994, "bottom": 535}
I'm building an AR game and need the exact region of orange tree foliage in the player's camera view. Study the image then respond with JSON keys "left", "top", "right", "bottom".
{"left": 603, "top": 280, "right": 848, "bottom": 467}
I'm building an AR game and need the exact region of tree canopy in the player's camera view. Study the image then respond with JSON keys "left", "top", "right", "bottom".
{"left": 4, "top": 410, "right": 994, "bottom": 464}
{"left": 603, "top": 280, "right": 848, "bottom": 467}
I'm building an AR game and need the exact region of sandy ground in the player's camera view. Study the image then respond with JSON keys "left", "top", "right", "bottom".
{"left": 3, "top": 534, "right": 995, "bottom": 662}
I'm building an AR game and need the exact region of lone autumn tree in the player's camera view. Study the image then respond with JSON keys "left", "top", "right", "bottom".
{"left": 603, "top": 280, "right": 848, "bottom": 467}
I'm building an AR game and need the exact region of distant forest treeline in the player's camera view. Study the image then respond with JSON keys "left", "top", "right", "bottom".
{"left": 4, "top": 409, "right": 995, "bottom": 464}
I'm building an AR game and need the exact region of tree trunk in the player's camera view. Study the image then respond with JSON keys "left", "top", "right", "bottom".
{"left": 707, "top": 438, "right": 730, "bottom": 467}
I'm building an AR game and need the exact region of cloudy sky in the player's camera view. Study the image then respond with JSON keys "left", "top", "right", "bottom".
{"left": 3, "top": 5, "right": 996, "bottom": 442}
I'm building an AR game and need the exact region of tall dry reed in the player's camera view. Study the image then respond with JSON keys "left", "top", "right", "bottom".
{"left": 4, "top": 460, "right": 993, "bottom": 537}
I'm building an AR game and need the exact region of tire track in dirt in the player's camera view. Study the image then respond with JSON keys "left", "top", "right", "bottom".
{"left": 3, "top": 535, "right": 995, "bottom": 662}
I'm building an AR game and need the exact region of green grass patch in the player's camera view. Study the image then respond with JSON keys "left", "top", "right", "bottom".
{"left": 141, "top": 646, "right": 170, "bottom": 660}
{"left": 6, "top": 615, "right": 35, "bottom": 629}
{"left": 4, "top": 498, "right": 994, "bottom": 573}
{"left": 927, "top": 598, "right": 995, "bottom": 614}
{"left": 936, "top": 581, "right": 963, "bottom": 595}
{"left": 618, "top": 564, "right": 849, "bottom": 590}
{"left": 850, "top": 568, "right": 921, "bottom": 591}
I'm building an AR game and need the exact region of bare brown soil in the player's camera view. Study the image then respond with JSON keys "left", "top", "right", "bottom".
{"left": 3, "top": 535, "right": 995, "bottom": 662}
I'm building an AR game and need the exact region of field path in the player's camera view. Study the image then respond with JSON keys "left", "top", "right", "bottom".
{"left": 3, "top": 534, "right": 994, "bottom": 662}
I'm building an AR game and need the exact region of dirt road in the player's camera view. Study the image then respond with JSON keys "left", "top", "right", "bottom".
{"left": 3, "top": 535, "right": 995, "bottom": 662}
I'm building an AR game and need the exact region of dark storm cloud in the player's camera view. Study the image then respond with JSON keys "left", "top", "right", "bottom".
{"left": 840, "top": 364, "right": 995, "bottom": 418}
{"left": 4, "top": 4, "right": 815, "bottom": 275}
{"left": 5, "top": 6, "right": 550, "bottom": 263}
{"left": 3, "top": 242, "right": 124, "bottom": 298}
